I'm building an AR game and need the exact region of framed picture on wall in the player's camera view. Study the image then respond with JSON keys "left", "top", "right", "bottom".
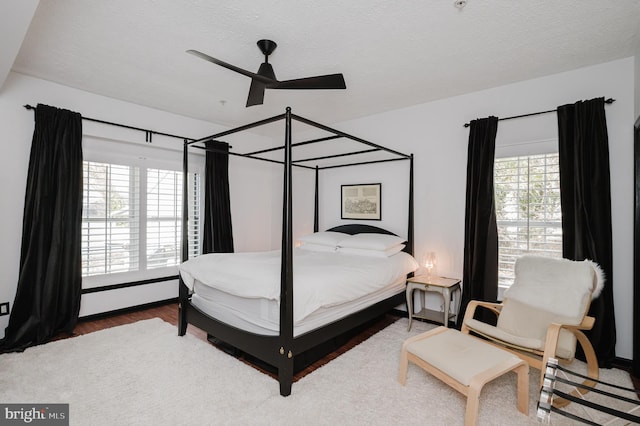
{"left": 341, "top": 183, "right": 381, "bottom": 220}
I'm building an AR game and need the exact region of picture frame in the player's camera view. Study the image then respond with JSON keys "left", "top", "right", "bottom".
{"left": 341, "top": 183, "right": 381, "bottom": 220}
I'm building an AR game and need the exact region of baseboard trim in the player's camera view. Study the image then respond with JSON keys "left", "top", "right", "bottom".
{"left": 612, "top": 356, "right": 632, "bottom": 370}
{"left": 78, "top": 298, "right": 178, "bottom": 322}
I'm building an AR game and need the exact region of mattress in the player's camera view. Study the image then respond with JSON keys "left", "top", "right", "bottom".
{"left": 191, "top": 276, "right": 407, "bottom": 336}
{"left": 180, "top": 248, "right": 418, "bottom": 335}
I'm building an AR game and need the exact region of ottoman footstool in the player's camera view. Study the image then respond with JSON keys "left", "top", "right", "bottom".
{"left": 399, "top": 326, "right": 529, "bottom": 426}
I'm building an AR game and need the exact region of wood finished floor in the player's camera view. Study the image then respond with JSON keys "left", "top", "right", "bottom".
{"left": 65, "top": 302, "right": 398, "bottom": 382}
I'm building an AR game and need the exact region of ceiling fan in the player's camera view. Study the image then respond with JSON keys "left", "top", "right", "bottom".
{"left": 187, "top": 39, "right": 346, "bottom": 107}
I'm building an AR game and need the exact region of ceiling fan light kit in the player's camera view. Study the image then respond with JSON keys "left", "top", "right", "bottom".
{"left": 187, "top": 39, "right": 346, "bottom": 107}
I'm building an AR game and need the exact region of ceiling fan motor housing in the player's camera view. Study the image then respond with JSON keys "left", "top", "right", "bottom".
{"left": 257, "top": 39, "right": 277, "bottom": 58}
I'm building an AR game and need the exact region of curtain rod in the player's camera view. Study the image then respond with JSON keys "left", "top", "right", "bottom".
{"left": 23, "top": 103, "right": 195, "bottom": 143}
{"left": 463, "top": 98, "right": 616, "bottom": 128}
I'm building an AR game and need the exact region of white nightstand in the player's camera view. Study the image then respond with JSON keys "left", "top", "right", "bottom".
{"left": 406, "top": 275, "right": 461, "bottom": 331}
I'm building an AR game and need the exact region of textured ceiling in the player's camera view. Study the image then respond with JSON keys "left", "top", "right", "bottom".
{"left": 10, "top": 0, "right": 640, "bottom": 131}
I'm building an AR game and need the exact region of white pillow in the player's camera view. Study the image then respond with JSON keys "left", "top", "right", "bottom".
{"left": 337, "top": 244, "right": 405, "bottom": 258}
{"left": 299, "top": 243, "right": 337, "bottom": 253}
{"left": 298, "top": 231, "right": 348, "bottom": 247}
{"left": 337, "top": 233, "right": 406, "bottom": 251}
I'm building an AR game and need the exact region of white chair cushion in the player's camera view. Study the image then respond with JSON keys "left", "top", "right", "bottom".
{"left": 497, "top": 298, "right": 578, "bottom": 359}
{"left": 505, "top": 256, "right": 601, "bottom": 320}
{"left": 464, "top": 299, "right": 578, "bottom": 359}
{"left": 465, "top": 318, "right": 544, "bottom": 353}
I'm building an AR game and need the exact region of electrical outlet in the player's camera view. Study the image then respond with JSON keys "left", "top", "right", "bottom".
{"left": 0, "top": 302, "right": 9, "bottom": 316}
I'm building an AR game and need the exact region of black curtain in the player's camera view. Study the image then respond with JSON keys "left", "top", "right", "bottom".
{"left": 0, "top": 104, "right": 83, "bottom": 353}
{"left": 457, "top": 116, "right": 499, "bottom": 328}
{"left": 203, "top": 140, "right": 234, "bottom": 254}
{"left": 557, "top": 97, "right": 616, "bottom": 368}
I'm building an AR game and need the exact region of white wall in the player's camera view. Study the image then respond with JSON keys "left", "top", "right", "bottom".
{"left": 0, "top": 72, "right": 277, "bottom": 333}
{"left": 321, "top": 57, "right": 635, "bottom": 360}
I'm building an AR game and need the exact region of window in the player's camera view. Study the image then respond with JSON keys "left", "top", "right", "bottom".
{"left": 494, "top": 153, "right": 562, "bottom": 290}
{"left": 82, "top": 160, "right": 200, "bottom": 278}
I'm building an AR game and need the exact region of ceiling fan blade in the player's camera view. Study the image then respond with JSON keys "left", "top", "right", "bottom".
{"left": 246, "top": 79, "right": 266, "bottom": 107}
{"left": 271, "top": 74, "right": 346, "bottom": 90}
{"left": 246, "top": 62, "right": 278, "bottom": 107}
{"left": 186, "top": 49, "right": 276, "bottom": 85}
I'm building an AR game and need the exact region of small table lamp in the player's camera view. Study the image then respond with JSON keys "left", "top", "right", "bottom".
{"left": 423, "top": 252, "right": 436, "bottom": 278}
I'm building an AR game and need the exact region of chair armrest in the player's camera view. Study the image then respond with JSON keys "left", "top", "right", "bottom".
{"left": 461, "top": 300, "right": 503, "bottom": 334}
{"left": 544, "top": 316, "right": 595, "bottom": 358}
{"left": 577, "top": 316, "right": 595, "bottom": 330}
{"left": 467, "top": 300, "right": 502, "bottom": 316}
{"left": 556, "top": 316, "right": 595, "bottom": 332}
{"left": 544, "top": 316, "right": 597, "bottom": 368}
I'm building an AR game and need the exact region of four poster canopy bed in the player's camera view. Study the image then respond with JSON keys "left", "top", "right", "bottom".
{"left": 178, "top": 107, "right": 415, "bottom": 396}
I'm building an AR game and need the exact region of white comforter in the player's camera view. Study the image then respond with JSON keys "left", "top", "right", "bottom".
{"left": 179, "top": 248, "right": 418, "bottom": 322}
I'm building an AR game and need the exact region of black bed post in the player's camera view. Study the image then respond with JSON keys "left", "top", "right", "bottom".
{"left": 178, "top": 139, "right": 190, "bottom": 336}
{"left": 314, "top": 165, "right": 319, "bottom": 232}
{"left": 279, "top": 107, "right": 295, "bottom": 396}
{"left": 408, "top": 154, "right": 414, "bottom": 256}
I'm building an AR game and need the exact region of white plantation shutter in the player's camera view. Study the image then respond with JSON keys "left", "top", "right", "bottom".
{"left": 82, "top": 162, "right": 140, "bottom": 276}
{"left": 146, "top": 168, "right": 181, "bottom": 269}
{"left": 146, "top": 169, "right": 201, "bottom": 268}
{"left": 494, "top": 153, "right": 563, "bottom": 289}
{"left": 82, "top": 160, "right": 201, "bottom": 278}
{"left": 187, "top": 172, "right": 201, "bottom": 260}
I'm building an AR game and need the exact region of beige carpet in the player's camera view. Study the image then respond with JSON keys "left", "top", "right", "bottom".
{"left": 0, "top": 318, "right": 636, "bottom": 425}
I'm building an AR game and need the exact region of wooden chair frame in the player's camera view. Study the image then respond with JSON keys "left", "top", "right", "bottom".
{"left": 461, "top": 300, "right": 599, "bottom": 407}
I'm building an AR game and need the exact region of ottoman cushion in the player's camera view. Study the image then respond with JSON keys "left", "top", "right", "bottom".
{"left": 405, "top": 328, "right": 523, "bottom": 386}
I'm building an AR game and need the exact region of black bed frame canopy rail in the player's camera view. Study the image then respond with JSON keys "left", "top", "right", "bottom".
{"left": 244, "top": 135, "right": 343, "bottom": 156}
{"left": 187, "top": 110, "right": 410, "bottom": 168}
{"left": 194, "top": 141, "right": 407, "bottom": 170}
{"left": 318, "top": 156, "right": 409, "bottom": 170}
{"left": 292, "top": 148, "right": 381, "bottom": 164}
{"left": 191, "top": 143, "right": 317, "bottom": 170}
{"left": 291, "top": 113, "right": 411, "bottom": 159}
{"left": 185, "top": 113, "right": 286, "bottom": 146}
{"left": 462, "top": 97, "right": 616, "bottom": 128}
